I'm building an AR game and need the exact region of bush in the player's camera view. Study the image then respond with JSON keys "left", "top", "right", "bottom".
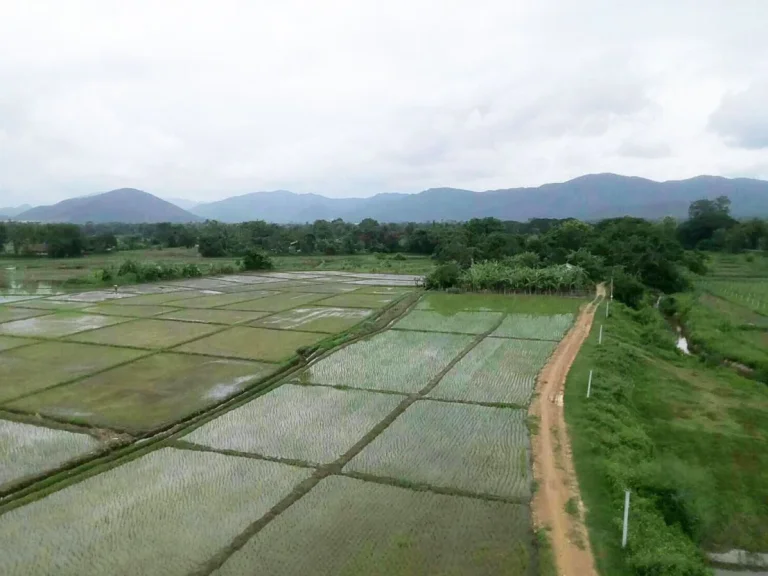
{"left": 613, "top": 270, "right": 646, "bottom": 308}
{"left": 240, "top": 250, "right": 273, "bottom": 271}
{"left": 392, "top": 253, "right": 407, "bottom": 261}
{"left": 425, "top": 263, "right": 461, "bottom": 289}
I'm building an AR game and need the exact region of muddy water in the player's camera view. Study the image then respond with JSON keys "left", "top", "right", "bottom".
{"left": 0, "top": 267, "right": 62, "bottom": 297}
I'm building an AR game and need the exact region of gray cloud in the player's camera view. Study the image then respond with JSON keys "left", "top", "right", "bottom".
{"left": 1, "top": 0, "right": 768, "bottom": 205}
{"left": 709, "top": 81, "right": 768, "bottom": 149}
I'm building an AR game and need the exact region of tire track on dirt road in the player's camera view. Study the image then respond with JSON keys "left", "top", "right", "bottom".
{"left": 531, "top": 285, "right": 605, "bottom": 576}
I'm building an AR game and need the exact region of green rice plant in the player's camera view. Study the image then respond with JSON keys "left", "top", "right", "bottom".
{"left": 430, "top": 338, "right": 556, "bottom": 406}
{"left": 8, "top": 354, "right": 277, "bottom": 431}
{"left": 108, "top": 290, "right": 211, "bottom": 306}
{"left": 314, "top": 293, "right": 397, "bottom": 309}
{"left": 166, "top": 290, "right": 275, "bottom": 309}
{"left": 176, "top": 326, "right": 325, "bottom": 362}
{"left": 6, "top": 299, "right": 91, "bottom": 311}
{"left": 252, "top": 307, "right": 372, "bottom": 333}
{"left": 0, "top": 342, "right": 146, "bottom": 403}
{"left": 0, "top": 420, "right": 101, "bottom": 489}
{"left": 156, "top": 308, "right": 271, "bottom": 325}
{"left": 345, "top": 400, "right": 531, "bottom": 499}
{"left": 294, "top": 331, "right": 472, "bottom": 393}
{"left": 185, "top": 385, "right": 401, "bottom": 464}
{"left": 0, "top": 336, "right": 30, "bottom": 352}
{"left": 492, "top": 313, "right": 574, "bottom": 341}
{"left": 0, "top": 448, "right": 311, "bottom": 576}
{"left": 220, "top": 292, "right": 332, "bottom": 312}
{"left": 0, "top": 313, "right": 126, "bottom": 338}
{"left": 0, "top": 307, "right": 47, "bottom": 324}
{"left": 699, "top": 279, "right": 768, "bottom": 315}
{"left": 213, "top": 475, "right": 533, "bottom": 576}
{"left": 281, "top": 283, "right": 360, "bottom": 294}
{"left": 348, "top": 285, "right": 412, "bottom": 296}
{"left": 67, "top": 319, "right": 220, "bottom": 349}
{"left": 393, "top": 310, "right": 502, "bottom": 335}
{"left": 82, "top": 304, "right": 175, "bottom": 318}
{"left": 416, "top": 292, "right": 584, "bottom": 315}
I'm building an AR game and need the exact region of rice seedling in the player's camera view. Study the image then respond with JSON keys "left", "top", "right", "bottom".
{"left": 176, "top": 326, "right": 325, "bottom": 362}
{"left": 491, "top": 313, "right": 574, "bottom": 341}
{"left": 67, "top": 318, "right": 220, "bottom": 349}
{"left": 166, "top": 290, "right": 275, "bottom": 309}
{"left": 0, "top": 448, "right": 311, "bottom": 576}
{"left": 416, "top": 293, "right": 583, "bottom": 315}
{"left": 0, "top": 419, "right": 101, "bottom": 489}
{"left": 7, "top": 299, "right": 91, "bottom": 311}
{"left": 220, "top": 292, "right": 331, "bottom": 312}
{"left": 252, "top": 307, "right": 372, "bottom": 333}
{"left": 430, "top": 338, "right": 556, "bottom": 406}
{"left": 316, "top": 293, "right": 397, "bottom": 309}
{"left": 162, "top": 277, "right": 240, "bottom": 290}
{"left": 0, "top": 342, "right": 146, "bottom": 403}
{"left": 0, "top": 336, "right": 30, "bottom": 352}
{"left": 0, "top": 307, "right": 47, "bottom": 324}
{"left": 294, "top": 331, "right": 472, "bottom": 393}
{"left": 393, "top": 310, "right": 503, "bottom": 335}
{"left": 8, "top": 354, "right": 277, "bottom": 431}
{"left": 109, "top": 290, "right": 215, "bottom": 306}
{"left": 212, "top": 476, "right": 533, "bottom": 576}
{"left": 0, "top": 313, "right": 126, "bottom": 338}
{"left": 345, "top": 400, "right": 531, "bottom": 500}
{"left": 48, "top": 290, "right": 138, "bottom": 303}
{"left": 185, "top": 385, "right": 401, "bottom": 464}
{"left": 281, "top": 283, "right": 361, "bottom": 294}
{"left": 82, "top": 304, "right": 176, "bottom": 318}
{"left": 156, "top": 308, "right": 271, "bottom": 325}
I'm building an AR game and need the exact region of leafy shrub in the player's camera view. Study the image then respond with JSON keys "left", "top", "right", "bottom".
{"left": 392, "top": 253, "right": 407, "bottom": 261}
{"left": 425, "top": 263, "right": 461, "bottom": 289}
{"left": 240, "top": 250, "right": 273, "bottom": 271}
{"left": 612, "top": 270, "right": 646, "bottom": 308}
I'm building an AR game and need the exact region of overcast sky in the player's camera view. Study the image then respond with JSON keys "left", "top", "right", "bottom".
{"left": 1, "top": 0, "right": 767, "bottom": 205}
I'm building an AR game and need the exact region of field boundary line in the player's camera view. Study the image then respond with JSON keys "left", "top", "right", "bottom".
{"left": 190, "top": 301, "right": 504, "bottom": 575}
{"left": 530, "top": 285, "right": 603, "bottom": 576}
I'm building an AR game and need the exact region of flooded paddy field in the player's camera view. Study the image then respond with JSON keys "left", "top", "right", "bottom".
{"left": 0, "top": 274, "right": 587, "bottom": 575}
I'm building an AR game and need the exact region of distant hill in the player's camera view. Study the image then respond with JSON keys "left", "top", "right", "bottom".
{"left": 17, "top": 189, "right": 201, "bottom": 223}
{"left": 0, "top": 204, "right": 31, "bottom": 218}
{"left": 191, "top": 174, "right": 768, "bottom": 223}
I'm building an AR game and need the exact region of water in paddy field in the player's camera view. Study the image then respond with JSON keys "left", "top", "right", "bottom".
{"left": 0, "top": 267, "right": 61, "bottom": 297}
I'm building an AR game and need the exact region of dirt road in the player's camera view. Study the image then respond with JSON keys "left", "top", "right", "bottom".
{"left": 531, "top": 286, "right": 605, "bottom": 576}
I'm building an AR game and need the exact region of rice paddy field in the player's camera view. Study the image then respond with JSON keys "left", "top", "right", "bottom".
{"left": 0, "top": 271, "right": 587, "bottom": 575}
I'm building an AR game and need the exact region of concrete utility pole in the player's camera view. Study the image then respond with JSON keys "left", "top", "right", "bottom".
{"left": 586, "top": 370, "right": 593, "bottom": 398}
{"left": 622, "top": 490, "right": 631, "bottom": 548}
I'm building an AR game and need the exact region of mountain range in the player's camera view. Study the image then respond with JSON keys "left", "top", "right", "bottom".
{"left": 9, "top": 174, "right": 768, "bottom": 224}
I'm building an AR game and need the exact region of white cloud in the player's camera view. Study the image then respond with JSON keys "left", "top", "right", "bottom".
{"left": 1, "top": 0, "right": 767, "bottom": 205}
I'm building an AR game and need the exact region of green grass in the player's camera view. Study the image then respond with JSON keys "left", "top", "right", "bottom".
{"left": 82, "top": 304, "right": 176, "bottom": 318}
{"left": 417, "top": 292, "right": 585, "bottom": 315}
{"left": 315, "top": 293, "right": 398, "bottom": 309}
{"left": 156, "top": 308, "right": 271, "bottom": 325}
{"left": 678, "top": 291, "right": 768, "bottom": 376}
{"left": 0, "top": 307, "right": 47, "bottom": 324}
{"left": 8, "top": 354, "right": 278, "bottom": 432}
{"left": 220, "top": 292, "right": 331, "bottom": 312}
{"left": 393, "top": 310, "right": 503, "bottom": 335}
{"left": 566, "top": 302, "right": 768, "bottom": 576}
{"left": 0, "top": 419, "right": 101, "bottom": 490}
{"left": 294, "top": 330, "right": 473, "bottom": 393}
{"left": 704, "top": 252, "right": 768, "bottom": 279}
{"left": 700, "top": 278, "right": 768, "bottom": 315}
{"left": 0, "top": 447, "right": 311, "bottom": 576}
{"left": 345, "top": 400, "right": 531, "bottom": 499}
{"left": 492, "top": 313, "right": 574, "bottom": 341}
{"left": 0, "top": 312, "right": 126, "bottom": 338}
{"left": 0, "top": 342, "right": 147, "bottom": 403}
{"left": 429, "top": 338, "right": 556, "bottom": 406}
{"left": 213, "top": 475, "right": 533, "bottom": 576}
{"left": 67, "top": 318, "right": 220, "bottom": 349}
{"left": 536, "top": 528, "right": 558, "bottom": 576}
{"left": 175, "top": 326, "right": 325, "bottom": 362}
{"left": 251, "top": 307, "right": 373, "bottom": 333}
{"left": 185, "top": 385, "right": 402, "bottom": 465}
